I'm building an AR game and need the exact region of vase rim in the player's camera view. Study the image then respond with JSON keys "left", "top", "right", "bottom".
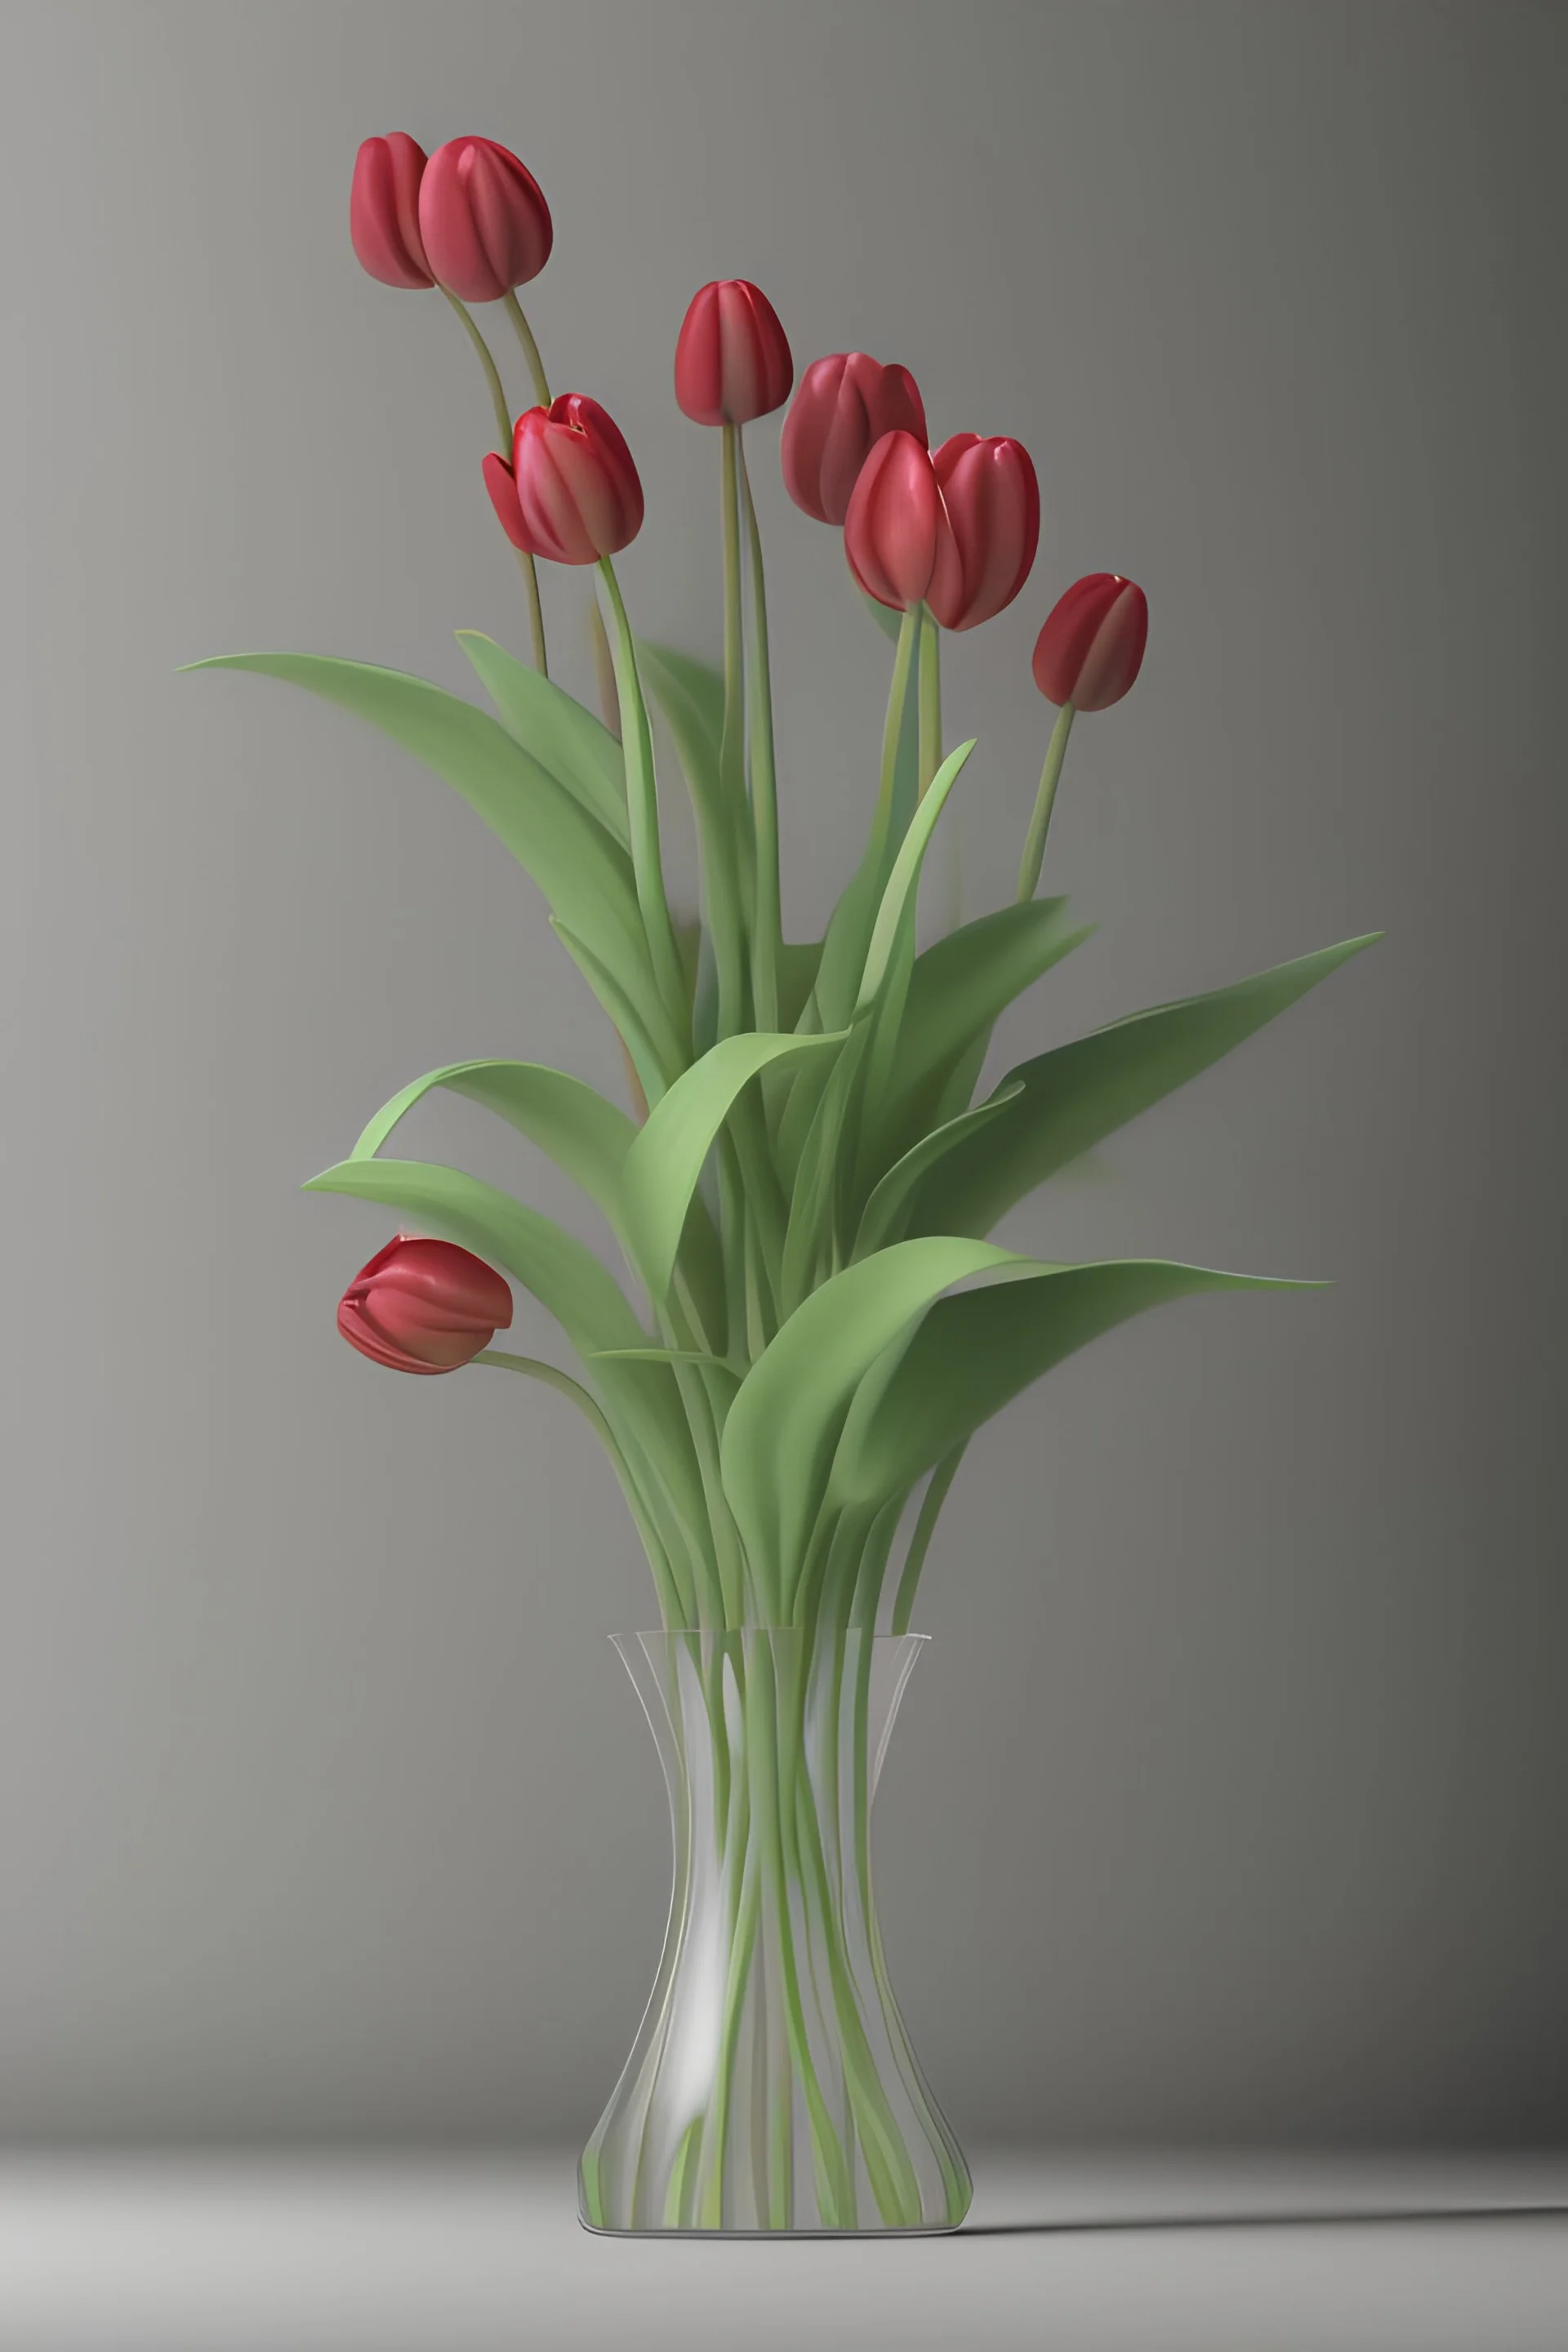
{"left": 610, "top": 1628, "right": 930, "bottom": 1643}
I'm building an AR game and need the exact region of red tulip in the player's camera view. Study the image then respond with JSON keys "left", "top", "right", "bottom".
{"left": 483, "top": 393, "right": 644, "bottom": 564}
{"left": 1032, "top": 573, "right": 1148, "bottom": 710}
{"left": 926, "top": 434, "right": 1040, "bottom": 631}
{"left": 338, "top": 1236, "right": 512, "bottom": 1375}
{"left": 781, "top": 352, "right": 928, "bottom": 525}
{"left": 350, "top": 133, "right": 432, "bottom": 290}
{"left": 842, "top": 430, "right": 947, "bottom": 612}
{"left": 417, "top": 136, "right": 552, "bottom": 302}
{"left": 675, "top": 280, "right": 794, "bottom": 426}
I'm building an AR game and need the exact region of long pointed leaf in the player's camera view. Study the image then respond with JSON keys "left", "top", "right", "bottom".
{"left": 719, "top": 1236, "right": 1015, "bottom": 1597}
{"left": 909, "top": 934, "right": 1382, "bottom": 1237}
{"left": 855, "top": 739, "right": 974, "bottom": 1012}
{"left": 853, "top": 1083, "right": 1023, "bottom": 1259}
{"left": 188, "top": 653, "right": 657, "bottom": 1013}
{"left": 621, "top": 1031, "right": 844, "bottom": 1300}
{"left": 833, "top": 1258, "right": 1315, "bottom": 1508}
{"left": 456, "top": 631, "right": 630, "bottom": 848}
{"left": 351, "top": 1058, "right": 636, "bottom": 1226}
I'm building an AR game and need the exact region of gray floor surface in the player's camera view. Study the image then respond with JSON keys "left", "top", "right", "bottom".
{"left": 1, "top": 2151, "right": 1565, "bottom": 2350}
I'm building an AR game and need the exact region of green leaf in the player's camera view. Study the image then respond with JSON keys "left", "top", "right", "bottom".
{"left": 304, "top": 1156, "right": 646, "bottom": 1356}
{"left": 852, "top": 1083, "right": 1024, "bottom": 1259}
{"left": 832, "top": 1258, "right": 1316, "bottom": 1508}
{"left": 809, "top": 644, "right": 922, "bottom": 1031}
{"left": 549, "top": 920, "right": 682, "bottom": 1107}
{"left": 909, "top": 934, "right": 1383, "bottom": 1238}
{"left": 881, "top": 898, "right": 1094, "bottom": 1144}
{"left": 719, "top": 1236, "right": 1015, "bottom": 1597}
{"left": 455, "top": 631, "right": 630, "bottom": 849}
{"left": 856, "top": 740, "right": 974, "bottom": 1011}
{"left": 351, "top": 1058, "right": 636, "bottom": 1227}
{"left": 188, "top": 653, "right": 657, "bottom": 1017}
{"left": 621, "top": 1031, "right": 844, "bottom": 1301}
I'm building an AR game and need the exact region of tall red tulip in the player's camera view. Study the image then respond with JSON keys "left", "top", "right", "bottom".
{"left": 417, "top": 136, "right": 552, "bottom": 301}
{"left": 781, "top": 352, "right": 928, "bottom": 524}
{"left": 350, "top": 133, "right": 432, "bottom": 290}
{"left": 338, "top": 1236, "right": 512, "bottom": 1375}
{"left": 675, "top": 280, "right": 794, "bottom": 426}
{"left": 1033, "top": 573, "right": 1148, "bottom": 710}
{"left": 842, "top": 430, "right": 947, "bottom": 612}
{"left": 926, "top": 434, "right": 1040, "bottom": 631}
{"left": 483, "top": 393, "right": 644, "bottom": 564}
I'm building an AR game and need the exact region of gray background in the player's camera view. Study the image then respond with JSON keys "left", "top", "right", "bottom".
{"left": 3, "top": 0, "right": 1562, "bottom": 2154}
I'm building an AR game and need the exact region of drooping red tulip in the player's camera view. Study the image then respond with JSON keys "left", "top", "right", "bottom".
{"left": 1032, "top": 573, "right": 1149, "bottom": 710}
{"left": 781, "top": 352, "right": 928, "bottom": 524}
{"left": 675, "top": 280, "right": 794, "bottom": 426}
{"left": 338, "top": 1235, "right": 513, "bottom": 1375}
{"left": 350, "top": 133, "right": 433, "bottom": 290}
{"left": 417, "top": 136, "right": 552, "bottom": 302}
{"left": 925, "top": 434, "right": 1040, "bottom": 631}
{"left": 483, "top": 393, "right": 644, "bottom": 564}
{"left": 842, "top": 430, "right": 947, "bottom": 612}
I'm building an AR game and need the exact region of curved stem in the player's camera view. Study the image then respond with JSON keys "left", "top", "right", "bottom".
{"left": 889, "top": 1443, "right": 968, "bottom": 1634}
{"left": 474, "top": 1350, "right": 682, "bottom": 1621}
{"left": 439, "top": 286, "right": 548, "bottom": 677}
{"left": 1017, "top": 702, "right": 1076, "bottom": 900}
{"left": 736, "top": 431, "right": 781, "bottom": 1030}
{"left": 501, "top": 289, "right": 551, "bottom": 406}
{"left": 596, "top": 560, "right": 691, "bottom": 1049}
{"left": 916, "top": 605, "right": 942, "bottom": 800}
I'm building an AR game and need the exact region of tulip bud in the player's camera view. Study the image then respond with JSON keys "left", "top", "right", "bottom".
{"left": 781, "top": 352, "right": 928, "bottom": 525}
{"left": 337, "top": 1236, "right": 512, "bottom": 1375}
{"left": 483, "top": 393, "right": 644, "bottom": 565}
{"left": 675, "top": 280, "right": 794, "bottom": 426}
{"left": 417, "top": 136, "right": 552, "bottom": 303}
{"left": 350, "top": 133, "right": 433, "bottom": 290}
{"left": 925, "top": 434, "right": 1040, "bottom": 632}
{"left": 842, "top": 430, "right": 946, "bottom": 612}
{"left": 1032, "top": 573, "right": 1148, "bottom": 710}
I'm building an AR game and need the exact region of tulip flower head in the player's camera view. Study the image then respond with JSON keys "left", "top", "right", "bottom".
{"left": 1033, "top": 573, "right": 1149, "bottom": 710}
{"left": 350, "top": 133, "right": 433, "bottom": 289}
{"left": 926, "top": 434, "right": 1040, "bottom": 631}
{"left": 675, "top": 280, "right": 794, "bottom": 426}
{"left": 782, "top": 352, "right": 928, "bottom": 525}
{"left": 338, "top": 1235, "right": 513, "bottom": 1375}
{"left": 417, "top": 136, "right": 553, "bottom": 302}
{"left": 483, "top": 393, "right": 644, "bottom": 565}
{"left": 842, "top": 430, "right": 947, "bottom": 612}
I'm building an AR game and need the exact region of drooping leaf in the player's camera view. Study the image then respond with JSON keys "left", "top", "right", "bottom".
{"left": 832, "top": 1258, "right": 1316, "bottom": 1508}
{"left": 456, "top": 630, "right": 630, "bottom": 849}
{"left": 189, "top": 653, "right": 657, "bottom": 1014}
{"left": 719, "top": 1236, "right": 1015, "bottom": 1599}
{"left": 621, "top": 1031, "right": 844, "bottom": 1300}
{"left": 351, "top": 1058, "right": 636, "bottom": 1226}
{"left": 908, "top": 934, "right": 1383, "bottom": 1238}
{"left": 852, "top": 1082, "right": 1023, "bottom": 1259}
{"left": 305, "top": 1156, "right": 645, "bottom": 1356}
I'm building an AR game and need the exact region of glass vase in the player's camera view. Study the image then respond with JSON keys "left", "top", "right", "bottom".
{"left": 579, "top": 1628, "right": 971, "bottom": 2235}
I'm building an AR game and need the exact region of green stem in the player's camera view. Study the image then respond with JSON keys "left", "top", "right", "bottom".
{"left": 889, "top": 1443, "right": 968, "bottom": 1634}
{"left": 501, "top": 288, "right": 551, "bottom": 406}
{"left": 917, "top": 605, "right": 942, "bottom": 800}
{"left": 474, "top": 1352, "right": 683, "bottom": 1622}
{"left": 871, "top": 608, "right": 921, "bottom": 871}
{"left": 1017, "top": 702, "right": 1076, "bottom": 900}
{"left": 596, "top": 561, "right": 691, "bottom": 1049}
{"left": 439, "top": 287, "right": 548, "bottom": 678}
{"left": 736, "top": 431, "right": 781, "bottom": 1030}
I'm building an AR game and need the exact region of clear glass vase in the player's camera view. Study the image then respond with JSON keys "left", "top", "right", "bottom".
{"left": 579, "top": 1628, "right": 971, "bottom": 2235}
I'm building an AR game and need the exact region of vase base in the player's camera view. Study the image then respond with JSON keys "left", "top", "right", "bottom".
{"left": 578, "top": 2212, "right": 969, "bottom": 2239}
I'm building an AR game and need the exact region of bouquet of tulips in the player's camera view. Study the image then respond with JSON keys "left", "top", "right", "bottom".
{"left": 195, "top": 131, "right": 1374, "bottom": 2234}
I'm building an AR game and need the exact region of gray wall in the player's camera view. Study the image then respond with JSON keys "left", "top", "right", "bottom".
{"left": 4, "top": 0, "right": 1563, "bottom": 2149}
